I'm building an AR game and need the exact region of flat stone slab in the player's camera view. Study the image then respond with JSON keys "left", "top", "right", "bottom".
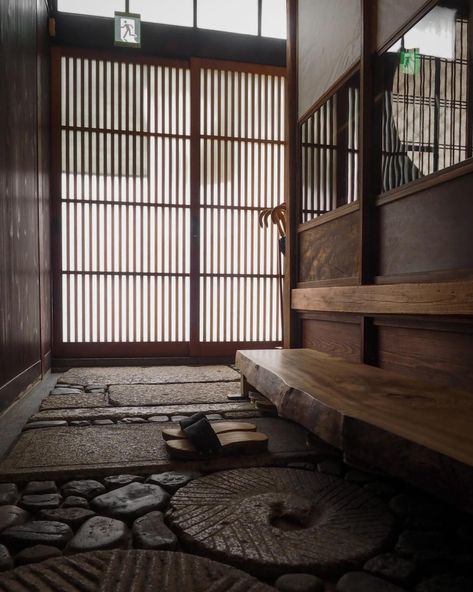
{"left": 109, "top": 381, "right": 241, "bottom": 407}
{"left": 41, "top": 394, "right": 109, "bottom": 410}
{"left": 67, "top": 517, "right": 128, "bottom": 552}
{"left": 0, "top": 484, "right": 18, "bottom": 505}
{"left": 58, "top": 365, "right": 240, "bottom": 387}
{"left": 337, "top": 571, "right": 407, "bottom": 592}
{"left": 1, "top": 521, "right": 73, "bottom": 549}
{"left": 14, "top": 544, "right": 62, "bottom": 566}
{"left": 61, "top": 480, "right": 106, "bottom": 500}
{"left": 0, "top": 506, "right": 29, "bottom": 533}
{"left": 132, "top": 511, "right": 178, "bottom": 550}
{"left": 0, "top": 418, "right": 334, "bottom": 481}
{"left": 91, "top": 483, "right": 170, "bottom": 521}
{"left": 30, "top": 401, "right": 255, "bottom": 423}
{"left": 0, "top": 550, "right": 275, "bottom": 591}
{"left": 167, "top": 467, "right": 394, "bottom": 578}
{"left": 38, "top": 508, "right": 96, "bottom": 528}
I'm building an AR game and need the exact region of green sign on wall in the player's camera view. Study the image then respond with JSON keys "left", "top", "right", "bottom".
{"left": 400, "top": 48, "right": 420, "bottom": 75}
{"left": 114, "top": 12, "right": 141, "bottom": 48}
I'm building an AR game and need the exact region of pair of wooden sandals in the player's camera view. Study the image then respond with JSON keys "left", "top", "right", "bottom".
{"left": 163, "top": 413, "right": 269, "bottom": 459}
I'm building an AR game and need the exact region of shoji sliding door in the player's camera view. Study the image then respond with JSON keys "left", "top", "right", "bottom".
{"left": 52, "top": 50, "right": 284, "bottom": 359}
{"left": 197, "top": 61, "right": 285, "bottom": 354}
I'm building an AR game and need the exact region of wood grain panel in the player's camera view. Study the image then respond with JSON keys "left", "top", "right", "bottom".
{"left": 378, "top": 173, "right": 473, "bottom": 278}
{"left": 301, "top": 317, "right": 361, "bottom": 362}
{"left": 298, "top": 211, "right": 359, "bottom": 282}
{"left": 376, "top": 320, "right": 473, "bottom": 393}
{"left": 0, "top": 0, "right": 50, "bottom": 411}
{"left": 292, "top": 280, "right": 473, "bottom": 315}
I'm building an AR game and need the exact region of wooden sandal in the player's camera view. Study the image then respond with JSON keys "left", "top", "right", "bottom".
{"left": 162, "top": 421, "right": 257, "bottom": 441}
{"left": 165, "top": 430, "right": 269, "bottom": 459}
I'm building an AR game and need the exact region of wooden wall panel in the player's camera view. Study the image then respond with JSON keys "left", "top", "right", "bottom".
{"left": 0, "top": 0, "right": 51, "bottom": 411}
{"left": 376, "top": 319, "right": 473, "bottom": 393}
{"left": 301, "top": 315, "right": 361, "bottom": 363}
{"left": 299, "top": 211, "right": 359, "bottom": 283}
{"left": 378, "top": 174, "right": 473, "bottom": 279}
{"left": 298, "top": 0, "right": 361, "bottom": 118}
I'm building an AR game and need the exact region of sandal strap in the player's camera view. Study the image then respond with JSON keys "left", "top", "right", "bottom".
{"left": 183, "top": 417, "right": 222, "bottom": 454}
{"left": 179, "top": 412, "right": 207, "bottom": 431}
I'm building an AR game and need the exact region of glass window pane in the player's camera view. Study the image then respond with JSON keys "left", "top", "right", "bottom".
{"left": 130, "top": 0, "right": 193, "bottom": 27}
{"left": 377, "top": 0, "right": 469, "bottom": 194}
{"left": 198, "top": 0, "right": 258, "bottom": 35}
{"left": 58, "top": 0, "right": 124, "bottom": 18}
{"left": 262, "top": 0, "right": 287, "bottom": 39}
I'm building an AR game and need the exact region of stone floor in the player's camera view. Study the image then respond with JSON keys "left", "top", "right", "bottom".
{"left": 0, "top": 365, "right": 472, "bottom": 592}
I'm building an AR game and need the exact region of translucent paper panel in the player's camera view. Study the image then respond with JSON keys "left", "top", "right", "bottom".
{"left": 262, "top": 0, "right": 287, "bottom": 39}
{"left": 60, "top": 56, "right": 191, "bottom": 343}
{"left": 199, "top": 67, "right": 285, "bottom": 343}
{"left": 130, "top": 0, "right": 193, "bottom": 27}
{"left": 198, "top": 0, "right": 258, "bottom": 35}
{"left": 58, "top": 0, "right": 124, "bottom": 17}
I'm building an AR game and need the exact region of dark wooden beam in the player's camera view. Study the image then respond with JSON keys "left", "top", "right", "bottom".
{"left": 52, "top": 13, "right": 286, "bottom": 67}
{"left": 283, "top": 0, "right": 299, "bottom": 348}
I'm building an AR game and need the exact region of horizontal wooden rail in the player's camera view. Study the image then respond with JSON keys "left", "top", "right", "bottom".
{"left": 292, "top": 280, "right": 473, "bottom": 315}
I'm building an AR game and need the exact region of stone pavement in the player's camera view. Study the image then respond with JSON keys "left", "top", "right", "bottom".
{"left": 0, "top": 365, "right": 472, "bottom": 592}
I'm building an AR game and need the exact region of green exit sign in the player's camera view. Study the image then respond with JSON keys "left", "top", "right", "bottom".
{"left": 400, "top": 48, "right": 420, "bottom": 75}
{"left": 114, "top": 12, "right": 141, "bottom": 48}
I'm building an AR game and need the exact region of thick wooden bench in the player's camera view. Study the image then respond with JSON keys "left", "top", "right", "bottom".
{"left": 236, "top": 348, "right": 473, "bottom": 512}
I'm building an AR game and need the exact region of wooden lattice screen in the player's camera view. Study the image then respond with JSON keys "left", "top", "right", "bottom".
{"left": 51, "top": 50, "right": 285, "bottom": 358}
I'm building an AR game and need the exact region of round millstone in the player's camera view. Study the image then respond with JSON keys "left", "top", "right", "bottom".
{"left": 0, "top": 550, "right": 276, "bottom": 591}
{"left": 167, "top": 467, "right": 395, "bottom": 578}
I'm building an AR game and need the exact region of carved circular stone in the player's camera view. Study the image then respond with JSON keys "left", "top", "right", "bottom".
{"left": 0, "top": 550, "right": 275, "bottom": 591}
{"left": 167, "top": 468, "right": 395, "bottom": 577}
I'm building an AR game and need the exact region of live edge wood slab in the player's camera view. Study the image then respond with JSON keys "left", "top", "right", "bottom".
{"left": 235, "top": 348, "right": 473, "bottom": 513}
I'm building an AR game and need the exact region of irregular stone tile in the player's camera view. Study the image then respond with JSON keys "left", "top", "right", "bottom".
{"left": 404, "top": 506, "right": 452, "bottom": 532}
{"left": 23, "top": 421, "right": 68, "bottom": 430}
{"left": 62, "top": 496, "right": 89, "bottom": 509}
{"left": 0, "top": 544, "right": 13, "bottom": 572}
{"left": 168, "top": 467, "right": 395, "bottom": 578}
{"left": 30, "top": 402, "right": 255, "bottom": 423}
{"left": 317, "top": 460, "right": 344, "bottom": 477}
{"left": 109, "top": 382, "right": 241, "bottom": 407}
{"left": 1, "top": 521, "right": 73, "bottom": 549}
{"left": 58, "top": 365, "right": 240, "bottom": 387}
{"left": 337, "top": 571, "right": 407, "bottom": 592}
{"left": 14, "top": 545, "right": 62, "bottom": 566}
{"left": 24, "top": 481, "right": 57, "bottom": 495}
{"left": 67, "top": 516, "right": 128, "bottom": 552}
{"left": 147, "top": 416, "right": 169, "bottom": 422}
{"left": 70, "top": 421, "right": 92, "bottom": 427}
{"left": 91, "top": 483, "right": 170, "bottom": 521}
{"left": 275, "top": 573, "right": 324, "bottom": 592}
{"left": 61, "top": 480, "right": 106, "bottom": 500}
{"left": 415, "top": 574, "right": 473, "bottom": 592}
{"left": 50, "top": 387, "right": 83, "bottom": 395}
{"left": 20, "top": 494, "right": 62, "bottom": 511}
{"left": 0, "top": 549, "right": 275, "bottom": 591}
{"left": 119, "top": 418, "right": 147, "bottom": 424}
{"left": 85, "top": 387, "right": 106, "bottom": 394}
{"left": 0, "top": 484, "right": 19, "bottom": 505}
{"left": 0, "top": 418, "right": 329, "bottom": 480}
{"left": 93, "top": 419, "right": 114, "bottom": 425}
{"left": 132, "top": 511, "right": 178, "bottom": 550}
{"left": 103, "top": 475, "right": 145, "bottom": 490}
{"left": 364, "top": 553, "right": 416, "bottom": 586}
{"left": 395, "top": 531, "right": 451, "bottom": 563}
{"left": 41, "top": 394, "right": 108, "bottom": 410}
{"left": 38, "top": 508, "right": 96, "bottom": 529}
{"left": 205, "top": 414, "right": 223, "bottom": 420}
{"left": 0, "top": 506, "right": 29, "bottom": 533}
{"left": 171, "top": 415, "right": 190, "bottom": 422}
{"left": 146, "top": 472, "right": 200, "bottom": 494}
